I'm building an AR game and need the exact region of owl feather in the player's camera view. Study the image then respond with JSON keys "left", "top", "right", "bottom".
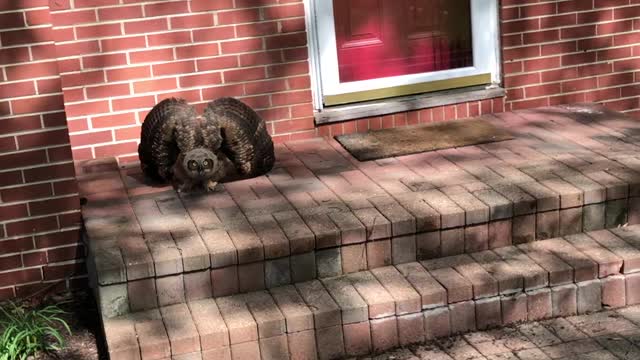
{"left": 203, "top": 97, "right": 275, "bottom": 179}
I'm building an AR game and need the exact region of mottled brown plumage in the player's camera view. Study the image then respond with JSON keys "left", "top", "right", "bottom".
{"left": 204, "top": 97, "right": 275, "bottom": 179}
{"left": 138, "top": 97, "right": 274, "bottom": 192}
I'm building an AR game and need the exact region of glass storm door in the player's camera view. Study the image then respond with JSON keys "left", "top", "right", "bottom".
{"left": 333, "top": 0, "right": 473, "bottom": 83}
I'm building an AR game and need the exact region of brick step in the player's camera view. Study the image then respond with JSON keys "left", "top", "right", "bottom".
{"left": 81, "top": 158, "right": 640, "bottom": 318}
{"left": 101, "top": 224, "right": 640, "bottom": 360}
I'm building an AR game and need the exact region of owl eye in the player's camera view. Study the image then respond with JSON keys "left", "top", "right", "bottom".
{"left": 203, "top": 159, "right": 212, "bottom": 169}
{"left": 187, "top": 160, "right": 197, "bottom": 170}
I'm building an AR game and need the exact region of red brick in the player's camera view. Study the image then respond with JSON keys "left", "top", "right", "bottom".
{"left": 263, "top": 4, "right": 304, "bottom": 19}
{"left": 133, "top": 78, "right": 177, "bottom": 93}
{"left": 152, "top": 60, "right": 195, "bottom": 76}
{"left": 0, "top": 80, "right": 35, "bottom": 97}
{"left": 56, "top": 40, "right": 100, "bottom": 57}
{"left": 0, "top": 12, "right": 26, "bottom": 29}
{"left": 36, "top": 78, "right": 62, "bottom": 95}
{"left": 144, "top": 1, "right": 188, "bottom": 16}
{"left": 170, "top": 13, "right": 214, "bottom": 28}
{"left": 602, "top": 275, "right": 626, "bottom": 308}
{"left": 24, "top": 163, "right": 75, "bottom": 183}
{"left": 100, "top": 36, "right": 146, "bottom": 52}
{"left": 130, "top": 48, "right": 174, "bottom": 64}
{"left": 1, "top": 28, "right": 51, "bottom": 46}
{"left": 218, "top": 9, "right": 260, "bottom": 25}
{"left": 221, "top": 38, "right": 263, "bottom": 54}
{"left": 65, "top": 100, "right": 109, "bottom": 118}
{"left": 0, "top": 268, "right": 42, "bottom": 287}
{"left": 62, "top": 70, "right": 105, "bottom": 88}
{"left": 86, "top": 83, "right": 130, "bottom": 99}
{"left": 193, "top": 26, "right": 235, "bottom": 42}
{"left": 98, "top": 5, "right": 142, "bottom": 21}
{"left": 94, "top": 142, "right": 138, "bottom": 158}
{"left": 76, "top": 23, "right": 121, "bottom": 39}
{"left": 6, "top": 216, "right": 59, "bottom": 237}
{"left": 0, "top": 204, "right": 29, "bottom": 222}
{"left": 343, "top": 321, "right": 371, "bottom": 356}
{"left": 16, "top": 129, "right": 68, "bottom": 150}
{"left": 190, "top": 0, "right": 233, "bottom": 12}
{"left": 6, "top": 61, "right": 59, "bottom": 81}
{"left": 148, "top": 30, "right": 191, "bottom": 46}
{"left": 0, "top": 47, "right": 30, "bottom": 65}
{"left": 22, "top": 251, "right": 47, "bottom": 267}
{"left": 124, "top": 18, "right": 168, "bottom": 34}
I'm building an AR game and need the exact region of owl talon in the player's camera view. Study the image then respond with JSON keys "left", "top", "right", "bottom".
{"left": 206, "top": 180, "right": 218, "bottom": 192}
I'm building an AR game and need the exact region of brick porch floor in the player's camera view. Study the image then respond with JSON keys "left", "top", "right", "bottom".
{"left": 77, "top": 103, "right": 640, "bottom": 359}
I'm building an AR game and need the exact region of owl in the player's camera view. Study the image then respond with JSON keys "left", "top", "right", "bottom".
{"left": 203, "top": 97, "right": 275, "bottom": 181}
{"left": 138, "top": 97, "right": 275, "bottom": 192}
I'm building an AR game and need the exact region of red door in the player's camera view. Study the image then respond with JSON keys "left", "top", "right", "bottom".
{"left": 333, "top": 0, "right": 473, "bottom": 83}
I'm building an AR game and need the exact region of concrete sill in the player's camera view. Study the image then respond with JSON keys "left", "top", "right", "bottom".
{"left": 314, "top": 85, "right": 506, "bottom": 125}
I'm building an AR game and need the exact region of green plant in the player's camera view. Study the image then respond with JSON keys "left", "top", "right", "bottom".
{"left": 0, "top": 301, "right": 71, "bottom": 360}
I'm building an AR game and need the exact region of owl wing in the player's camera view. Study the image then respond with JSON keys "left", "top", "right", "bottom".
{"left": 138, "top": 97, "right": 199, "bottom": 181}
{"left": 203, "top": 97, "right": 275, "bottom": 177}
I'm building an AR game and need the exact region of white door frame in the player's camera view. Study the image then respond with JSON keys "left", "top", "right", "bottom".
{"left": 304, "top": 0, "right": 501, "bottom": 111}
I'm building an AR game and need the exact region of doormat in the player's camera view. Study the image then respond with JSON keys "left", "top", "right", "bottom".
{"left": 335, "top": 117, "right": 514, "bottom": 161}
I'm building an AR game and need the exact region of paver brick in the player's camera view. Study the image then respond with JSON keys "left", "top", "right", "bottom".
{"left": 128, "top": 278, "right": 157, "bottom": 312}
{"left": 315, "top": 325, "right": 345, "bottom": 360}
{"left": 513, "top": 214, "right": 536, "bottom": 244}
{"left": 259, "top": 334, "right": 289, "bottom": 360}
{"left": 577, "top": 280, "right": 602, "bottom": 314}
{"left": 290, "top": 252, "right": 316, "bottom": 283}
{"left": 156, "top": 274, "right": 185, "bottom": 307}
{"left": 367, "top": 239, "right": 392, "bottom": 268}
{"left": 321, "top": 276, "right": 368, "bottom": 324}
{"left": 493, "top": 246, "right": 548, "bottom": 290}
{"left": 211, "top": 266, "right": 239, "bottom": 297}
{"left": 370, "top": 316, "right": 399, "bottom": 352}
{"left": 216, "top": 295, "right": 258, "bottom": 345}
{"left": 369, "top": 195, "right": 416, "bottom": 236}
{"left": 353, "top": 207, "right": 392, "bottom": 240}
{"left": 287, "top": 330, "right": 317, "bottom": 360}
{"left": 489, "top": 219, "right": 513, "bottom": 249}
{"left": 160, "top": 303, "right": 201, "bottom": 355}
{"left": 517, "top": 243, "right": 574, "bottom": 286}
{"left": 471, "top": 250, "right": 523, "bottom": 294}
{"left": 343, "top": 321, "right": 371, "bottom": 356}
{"left": 398, "top": 312, "right": 425, "bottom": 346}
{"left": 551, "top": 284, "right": 577, "bottom": 317}
{"left": 392, "top": 234, "right": 417, "bottom": 264}
{"left": 340, "top": 243, "right": 367, "bottom": 274}
{"left": 420, "top": 189, "right": 466, "bottom": 229}
{"left": 564, "top": 233, "right": 623, "bottom": 278}
{"left": 394, "top": 194, "right": 441, "bottom": 232}
{"left": 238, "top": 261, "right": 265, "bottom": 292}
{"left": 502, "top": 293, "right": 527, "bottom": 325}
{"left": 533, "top": 238, "right": 598, "bottom": 282}
{"left": 605, "top": 198, "right": 628, "bottom": 228}
{"left": 527, "top": 288, "right": 552, "bottom": 321}
{"left": 601, "top": 275, "right": 626, "bottom": 308}
{"left": 465, "top": 223, "right": 489, "bottom": 253}
{"left": 188, "top": 299, "right": 229, "bottom": 351}
{"left": 247, "top": 215, "right": 290, "bottom": 260}
{"left": 449, "top": 300, "right": 476, "bottom": 334}
{"left": 347, "top": 271, "right": 396, "bottom": 319}
{"left": 493, "top": 184, "right": 537, "bottom": 216}
{"left": 537, "top": 210, "right": 560, "bottom": 240}
{"left": 424, "top": 266, "right": 473, "bottom": 303}
{"left": 559, "top": 207, "right": 583, "bottom": 236}
{"left": 272, "top": 210, "right": 315, "bottom": 254}
{"left": 295, "top": 280, "right": 341, "bottom": 329}
{"left": 423, "top": 307, "right": 451, "bottom": 340}
{"left": 540, "top": 178, "right": 583, "bottom": 209}
{"left": 583, "top": 203, "right": 606, "bottom": 232}
{"left": 518, "top": 182, "right": 559, "bottom": 212}
{"left": 265, "top": 257, "right": 291, "bottom": 288}
{"left": 440, "top": 227, "right": 465, "bottom": 257}
{"left": 587, "top": 229, "right": 640, "bottom": 273}
{"left": 371, "top": 266, "right": 421, "bottom": 315}
{"left": 244, "top": 291, "right": 286, "bottom": 339}
{"left": 584, "top": 171, "right": 628, "bottom": 200}
{"left": 327, "top": 210, "right": 367, "bottom": 244}
{"left": 315, "top": 248, "right": 341, "bottom": 278}
{"left": 104, "top": 316, "right": 140, "bottom": 360}
{"left": 626, "top": 272, "right": 640, "bottom": 305}
{"left": 133, "top": 310, "right": 170, "bottom": 360}
{"left": 475, "top": 296, "right": 502, "bottom": 330}
{"left": 396, "top": 262, "right": 447, "bottom": 309}
{"left": 416, "top": 231, "right": 440, "bottom": 260}
{"left": 269, "top": 285, "right": 313, "bottom": 333}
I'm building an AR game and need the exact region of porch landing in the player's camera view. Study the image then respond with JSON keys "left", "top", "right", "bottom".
{"left": 77, "top": 103, "right": 640, "bottom": 359}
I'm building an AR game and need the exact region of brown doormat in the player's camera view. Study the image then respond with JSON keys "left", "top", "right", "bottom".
{"left": 335, "top": 117, "right": 514, "bottom": 161}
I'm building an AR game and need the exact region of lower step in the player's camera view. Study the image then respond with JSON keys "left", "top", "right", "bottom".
{"left": 103, "top": 226, "right": 640, "bottom": 360}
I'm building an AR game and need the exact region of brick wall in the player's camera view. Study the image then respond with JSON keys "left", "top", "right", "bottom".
{"left": 501, "top": 0, "right": 640, "bottom": 114}
{"left": 44, "top": 0, "right": 639, "bottom": 162}
{"left": 0, "top": 0, "right": 83, "bottom": 301}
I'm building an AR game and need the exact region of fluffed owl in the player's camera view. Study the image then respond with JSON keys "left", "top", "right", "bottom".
{"left": 138, "top": 97, "right": 275, "bottom": 192}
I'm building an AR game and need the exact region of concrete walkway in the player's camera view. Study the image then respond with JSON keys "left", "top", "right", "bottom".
{"left": 361, "top": 306, "right": 640, "bottom": 360}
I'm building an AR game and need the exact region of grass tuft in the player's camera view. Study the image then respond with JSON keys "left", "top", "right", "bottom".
{"left": 0, "top": 301, "right": 71, "bottom": 360}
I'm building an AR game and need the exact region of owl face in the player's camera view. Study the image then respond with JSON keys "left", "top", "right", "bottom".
{"left": 181, "top": 148, "right": 219, "bottom": 181}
